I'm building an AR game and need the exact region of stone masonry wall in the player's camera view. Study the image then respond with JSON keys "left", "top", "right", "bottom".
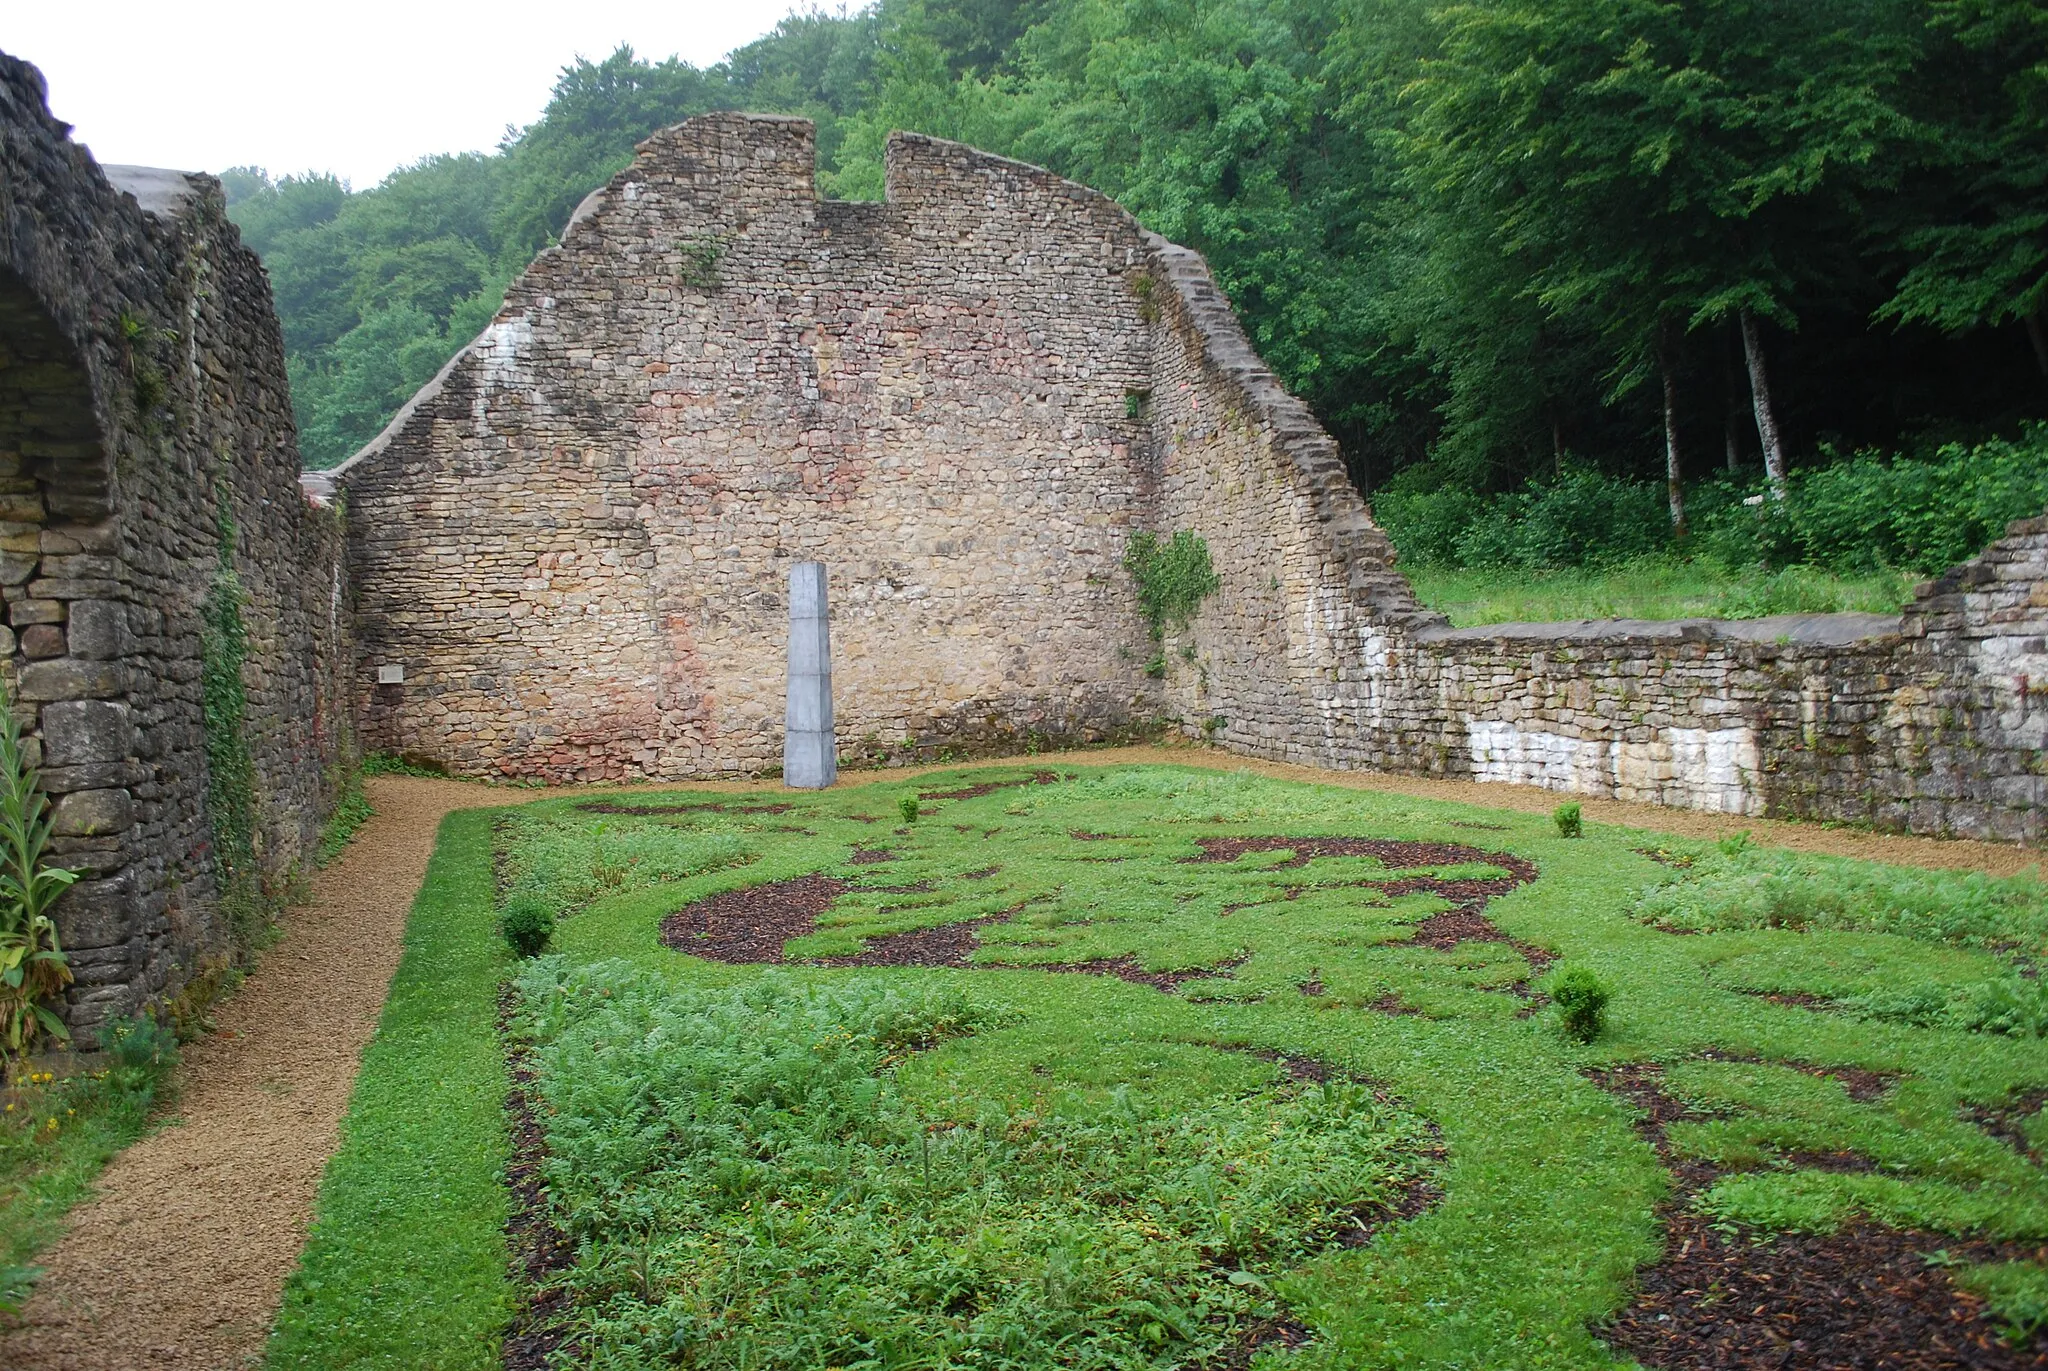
{"left": 1, "top": 54, "right": 351, "bottom": 1037}
{"left": 1142, "top": 207, "right": 2047, "bottom": 842}
{"left": 337, "top": 111, "right": 2044, "bottom": 843}
{"left": 329, "top": 116, "right": 1161, "bottom": 781}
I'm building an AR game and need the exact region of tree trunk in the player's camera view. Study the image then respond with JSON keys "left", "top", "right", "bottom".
{"left": 1552, "top": 417, "right": 1564, "bottom": 476}
{"left": 1721, "top": 322, "right": 1742, "bottom": 472}
{"left": 1740, "top": 307, "right": 1788, "bottom": 497}
{"left": 2026, "top": 303, "right": 2048, "bottom": 379}
{"left": 1659, "top": 324, "right": 1688, "bottom": 538}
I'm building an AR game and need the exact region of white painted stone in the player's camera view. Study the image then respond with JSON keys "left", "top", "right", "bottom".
{"left": 785, "top": 561, "right": 836, "bottom": 789}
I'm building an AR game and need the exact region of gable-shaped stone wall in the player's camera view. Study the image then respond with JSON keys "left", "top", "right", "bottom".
{"left": 335, "top": 111, "right": 2044, "bottom": 844}
{"left": 2, "top": 55, "right": 351, "bottom": 1037}
{"left": 327, "top": 115, "right": 1164, "bottom": 781}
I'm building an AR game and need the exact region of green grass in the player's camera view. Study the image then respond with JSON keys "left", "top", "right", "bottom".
{"left": 264, "top": 809, "right": 513, "bottom": 1369}
{"left": 284, "top": 766, "right": 2048, "bottom": 1366}
{"left": 0, "top": 1018, "right": 179, "bottom": 1315}
{"left": 1404, "top": 556, "right": 1918, "bottom": 627}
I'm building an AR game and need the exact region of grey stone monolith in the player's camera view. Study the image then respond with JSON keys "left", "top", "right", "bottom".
{"left": 784, "top": 561, "right": 836, "bottom": 789}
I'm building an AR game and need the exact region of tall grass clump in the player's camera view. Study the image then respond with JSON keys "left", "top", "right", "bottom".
{"left": 511, "top": 960, "right": 1438, "bottom": 1368}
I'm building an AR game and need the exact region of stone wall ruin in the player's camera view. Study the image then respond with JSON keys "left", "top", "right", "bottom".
{"left": 2, "top": 55, "right": 352, "bottom": 1037}
{"left": 322, "top": 111, "right": 2043, "bottom": 843}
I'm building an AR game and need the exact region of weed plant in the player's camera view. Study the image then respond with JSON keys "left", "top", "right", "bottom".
{"left": 291, "top": 766, "right": 2048, "bottom": 1365}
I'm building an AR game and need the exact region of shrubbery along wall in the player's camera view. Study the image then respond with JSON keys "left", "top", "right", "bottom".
{"left": 2, "top": 56, "right": 352, "bottom": 1037}
{"left": 332, "top": 111, "right": 2045, "bottom": 842}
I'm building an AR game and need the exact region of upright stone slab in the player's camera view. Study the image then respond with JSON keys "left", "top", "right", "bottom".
{"left": 785, "top": 562, "right": 836, "bottom": 788}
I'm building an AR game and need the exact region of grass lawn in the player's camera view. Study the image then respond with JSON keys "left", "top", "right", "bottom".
{"left": 1404, "top": 558, "right": 1918, "bottom": 627}
{"left": 0, "top": 1021, "right": 178, "bottom": 1316}
{"left": 278, "top": 765, "right": 2048, "bottom": 1368}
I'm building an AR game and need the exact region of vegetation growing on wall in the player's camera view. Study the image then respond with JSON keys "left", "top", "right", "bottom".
{"left": 199, "top": 496, "right": 264, "bottom": 946}
{"left": 1123, "top": 530, "right": 1219, "bottom": 675}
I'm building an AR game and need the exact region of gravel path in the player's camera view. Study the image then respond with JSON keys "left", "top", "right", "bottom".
{"left": 0, "top": 747, "right": 2034, "bottom": 1371}
{"left": 0, "top": 776, "right": 491, "bottom": 1371}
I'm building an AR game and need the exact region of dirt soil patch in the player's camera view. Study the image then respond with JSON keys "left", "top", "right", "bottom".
{"left": 1589, "top": 1062, "right": 2046, "bottom": 1369}
{"left": 0, "top": 776, "right": 495, "bottom": 1371}
{"left": 498, "top": 987, "right": 576, "bottom": 1371}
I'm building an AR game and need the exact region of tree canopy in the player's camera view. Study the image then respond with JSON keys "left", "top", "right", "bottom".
{"left": 230, "top": 0, "right": 2045, "bottom": 507}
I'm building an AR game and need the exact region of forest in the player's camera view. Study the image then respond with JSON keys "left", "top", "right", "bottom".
{"left": 225, "top": 0, "right": 2048, "bottom": 617}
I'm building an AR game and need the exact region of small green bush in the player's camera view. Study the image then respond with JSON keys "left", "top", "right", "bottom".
{"left": 1551, "top": 968, "right": 1609, "bottom": 1043}
{"left": 898, "top": 795, "right": 920, "bottom": 824}
{"left": 501, "top": 897, "right": 555, "bottom": 958}
{"left": 1552, "top": 803, "right": 1582, "bottom": 839}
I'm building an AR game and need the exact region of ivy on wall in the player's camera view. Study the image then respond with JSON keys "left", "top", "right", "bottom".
{"left": 1123, "top": 530, "right": 1221, "bottom": 678}
{"left": 200, "top": 490, "right": 262, "bottom": 946}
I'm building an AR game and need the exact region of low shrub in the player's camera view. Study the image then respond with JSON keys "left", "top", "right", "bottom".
{"left": 898, "top": 794, "right": 920, "bottom": 824}
{"left": 1553, "top": 803, "right": 1583, "bottom": 839}
{"left": 1551, "top": 968, "right": 1609, "bottom": 1043}
{"left": 1380, "top": 425, "right": 2048, "bottom": 583}
{"left": 501, "top": 896, "right": 555, "bottom": 958}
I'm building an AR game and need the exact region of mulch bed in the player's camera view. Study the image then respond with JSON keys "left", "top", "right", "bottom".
{"left": 497, "top": 987, "right": 578, "bottom": 1371}
{"left": 1588, "top": 1061, "right": 2048, "bottom": 1369}
{"left": 659, "top": 874, "right": 849, "bottom": 962}
{"left": 1966, "top": 1089, "right": 2048, "bottom": 1163}
{"left": 920, "top": 771, "right": 1062, "bottom": 801}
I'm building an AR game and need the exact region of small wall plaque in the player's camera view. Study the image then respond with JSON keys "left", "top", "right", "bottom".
{"left": 377, "top": 663, "right": 405, "bottom": 685}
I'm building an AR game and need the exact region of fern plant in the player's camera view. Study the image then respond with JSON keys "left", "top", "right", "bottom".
{"left": 0, "top": 682, "right": 77, "bottom": 1070}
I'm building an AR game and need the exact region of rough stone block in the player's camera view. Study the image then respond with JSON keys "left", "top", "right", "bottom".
{"left": 17, "top": 658, "right": 122, "bottom": 701}
{"left": 66, "top": 599, "right": 126, "bottom": 659}
{"left": 52, "top": 787, "right": 134, "bottom": 836}
{"left": 53, "top": 876, "right": 133, "bottom": 949}
{"left": 19, "top": 622, "right": 63, "bottom": 658}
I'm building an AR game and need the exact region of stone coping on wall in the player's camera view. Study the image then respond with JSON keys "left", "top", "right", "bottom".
{"left": 1413, "top": 611, "right": 1904, "bottom": 647}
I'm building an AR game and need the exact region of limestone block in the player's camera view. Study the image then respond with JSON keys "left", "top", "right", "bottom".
{"left": 66, "top": 599, "right": 127, "bottom": 659}
{"left": 51, "top": 788, "right": 134, "bottom": 836}
{"left": 53, "top": 876, "right": 133, "bottom": 950}
{"left": 18, "top": 658, "right": 122, "bottom": 701}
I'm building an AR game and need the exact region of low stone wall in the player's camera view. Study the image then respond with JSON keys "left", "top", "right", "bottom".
{"left": 1, "top": 55, "right": 351, "bottom": 1036}
{"left": 1145, "top": 209, "right": 2047, "bottom": 842}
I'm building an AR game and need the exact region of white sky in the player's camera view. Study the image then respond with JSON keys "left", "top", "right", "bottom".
{"left": 6, "top": 1, "right": 817, "bottom": 189}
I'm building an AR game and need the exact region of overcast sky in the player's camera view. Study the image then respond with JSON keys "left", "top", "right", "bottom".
{"left": 6, "top": 1, "right": 814, "bottom": 188}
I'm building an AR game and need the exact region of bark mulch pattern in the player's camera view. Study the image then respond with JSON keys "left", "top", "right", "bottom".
{"left": 981, "top": 952, "right": 1251, "bottom": 993}
{"left": 919, "top": 771, "right": 1062, "bottom": 801}
{"left": 497, "top": 987, "right": 577, "bottom": 1371}
{"left": 1589, "top": 1062, "right": 2047, "bottom": 1369}
{"left": 659, "top": 875, "right": 850, "bottom": 962}
{"left": 1965, "top": 1088, "right": 2048, "bottom": 1164}
{"left": 813, "top": 914, "right": 1010, "bottom": 970}
{"left": 1691, "top": 1049, "right": 1899, "bottom": 1104}
{"left": 1184, "top": 836, "right": 1550, "bottom": 974}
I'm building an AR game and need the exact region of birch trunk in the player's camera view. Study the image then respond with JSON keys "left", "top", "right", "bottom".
{"left": 1740, "top": 307, "right": 1788, "bottom": 497}
{"left": 1659, "top": 327, "right": 1688, "bottom": 537}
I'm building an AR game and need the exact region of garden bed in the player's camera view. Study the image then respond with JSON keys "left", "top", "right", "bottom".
{"left": 276, "top": 765, "right": 2048, "bottom": 1369}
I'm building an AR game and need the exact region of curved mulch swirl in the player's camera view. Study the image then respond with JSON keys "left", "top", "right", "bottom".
{"left": 1589, "top": 1063, "right": 2048, "bottom": 1369}
{"left": 659, "top": 836, "right": 1543, "bottom": 988}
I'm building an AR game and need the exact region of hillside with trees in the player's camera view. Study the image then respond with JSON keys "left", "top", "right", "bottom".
{"left": 228, "top": 0, "right": 2048, "bottom": 619}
